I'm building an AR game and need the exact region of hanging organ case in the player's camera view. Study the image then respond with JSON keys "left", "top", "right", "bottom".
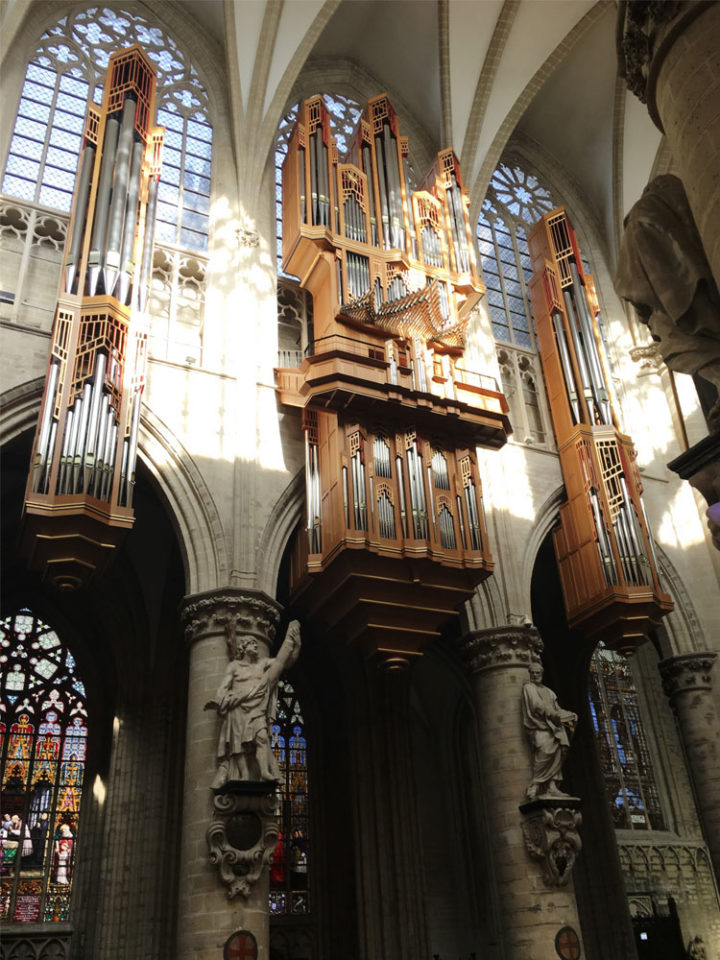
{"left": 21, "top": 46, "right": 164, "bottom": 589}
{"left": 276, "top": 95, "right": 512, "bottom": 657}
{"left": 527, "top": 209, "right": 672, "bottom": 654}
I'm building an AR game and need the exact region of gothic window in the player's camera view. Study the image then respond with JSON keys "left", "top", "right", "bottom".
{"left": 588, "top": 645, "right": 665, "bottom": 831}
{"left": 477, "top": 160, "right": 561, "bottom": 446}
{"left": 477, "top": 161, "right": 554, "bottom": 349}
{"left": 269, "top": 679, "right": 309, "bottom": 916}
{"left": 0, "top": 609, "right": 88, "bottom": 924}
{"left": 275, "top": 94, "right": 363, "bottom": 273}
{"left": 2, "top": 7, "right": 213, "bottom": 253}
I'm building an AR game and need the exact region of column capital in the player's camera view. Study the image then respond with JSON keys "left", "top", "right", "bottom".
{"left": 460, "top": 624, "right": 543, "bottom": 676}
{"left": 181, "top": 587, "right": 282, "bottom": 649}
{"left": 617, "top": 0, "right": 711, "bottom": 128}
{"left": 659, "top": 651, "right": 717, "bottom": 699}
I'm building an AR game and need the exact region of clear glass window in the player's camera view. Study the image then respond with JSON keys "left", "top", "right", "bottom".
{"left": 2, "top": 6, "right": 213, "bottom": 253}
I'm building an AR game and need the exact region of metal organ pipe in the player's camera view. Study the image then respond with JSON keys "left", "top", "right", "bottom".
{"left": 65, "top": 144, "right": 96, "bottom": 294}
{"left": 319, "top": 135, "right": 329, "bottom": 227}
{"left": 104, "top": 98, "right": 137, "bottom": 297}
{"left": 374, "top": 130, "right": 391, "bottom": 249}
{"left": 569, "top": 260, "right": 611, "bottom": 425}
{"left": 82, "top": 351, "right": 107, "bottom": 491}
{"left": 552, "top": 311, "right": 581, "bottom": 423}
{"left": 71, "top": 386, "right": 92, "bottom": 493}
{"left": 58, "top": 409, "right": 74, "bottom": 495}
{"left": 123, "top": 387, "right": 142, "bottom": 506}
{"left": 33, "top": 360, "right": 60, "bottom": 490}
{"left": 88, "top": 117, "right": 119, "bottom": 295}
{"left": 362, "top": 143, "right": 378, "bottom": 246}
{"left": 562, "top": 287, "right": 594, "bottom": 422}
{"left": 309, "top": 130, "right": 318, "bottom": 224}
{"left": 384, "top": 126, "right": 403, "bottom": 249}
{"left": 103, "top": 415, "right": 118, "bottom": 502}
{"left": 117, "top": 139, "right": 144, "bottom": 306}
{"left": 138, "top": 176, "right": 158, "bottom": 312}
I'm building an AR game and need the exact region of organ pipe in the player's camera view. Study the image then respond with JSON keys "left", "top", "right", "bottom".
{"left": 528, "top": 207, "right": 672, "bottom": 652}
{"left": 277, "top": 94, "right": 501, "bottom": 657}
{"left": 21, "top": 45, "right": 164, "bottom": 589}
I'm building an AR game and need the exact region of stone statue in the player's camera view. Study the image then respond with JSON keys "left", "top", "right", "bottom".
{"left": 522, "top": 661, "right": 577, "bottom": 800}
{"left": 207, "top": 619, "right": 301, "bottom": 787}
{"left": 687, "top": 936, "right": 706, "bottom": 960}
{"left": 615, "top": 174, "right": 720, "bottom": 429}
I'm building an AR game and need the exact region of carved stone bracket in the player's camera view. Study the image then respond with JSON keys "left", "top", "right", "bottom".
{"left": 181, "top": 588, "right": 281, "bottom": 650}
{"left": 659, "top": 651, "right": 717, "bottom": 699}
{"left": 460, "top": 625, "right": 543, "bottom": 676}
{"left": 207, "top": 782, "right": 280, "bottom": 899}
{"left": 519, "top": 797, "right": 583, "bottom": 887}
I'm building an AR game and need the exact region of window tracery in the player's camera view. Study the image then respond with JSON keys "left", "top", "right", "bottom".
{"left": 0, "top": 610, "right": 88, "bottom": 925}
{"left": 3, "top": 7, "right": 212, "bottom": 252}
{"left": 588, "top": 645, "right": 665, "bottom": 831}
{"left": 269, "top": 679, "right": 309, "bottom": 916}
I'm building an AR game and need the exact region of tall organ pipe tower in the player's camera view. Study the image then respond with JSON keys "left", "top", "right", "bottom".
{"left": 527, "top": 208, "right": 672, "bottom": 653}
{"left": 21, "top": 46, "right": 164, "bottom": 590}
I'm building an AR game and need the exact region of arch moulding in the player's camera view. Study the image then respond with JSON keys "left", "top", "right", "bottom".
{"left": 0, "top": 377, "right": 228, "bottom": 596}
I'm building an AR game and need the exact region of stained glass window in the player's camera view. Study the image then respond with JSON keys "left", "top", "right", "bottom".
{"left": 269, "top": 679, "right": 309, "bottom": 915}
{"left": 588, "top": 645, "right": 665, "bottom": 831}
{"left": 2, "top": 7, "right": 212, "bottom": 252}
{"left": 0, "top": 609, "right": 88, "bottom": 924}
{"left": 275, "top": 94, "right": 362, "bottom": 273}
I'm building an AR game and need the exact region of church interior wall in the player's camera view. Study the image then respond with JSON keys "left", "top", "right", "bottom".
{"left": 1, "top": 1, "right": 719, "bottom": 958}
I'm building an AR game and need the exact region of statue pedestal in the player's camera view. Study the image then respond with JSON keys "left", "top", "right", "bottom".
{"left": 668, "top": 431, "right": 720, "bottom": 550}
{"left": 207, "top": 781, "right": 280, "bottom": 900}
{"left": 519, "top": 796, "right": 583, "bottom": 888}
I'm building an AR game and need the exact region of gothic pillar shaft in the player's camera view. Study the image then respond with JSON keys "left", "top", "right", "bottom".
{"left": 622, "top": 1, "right": 720, "bottom": 290}
{"left": 659, "top": 652, "right": 720, "bottom": 878}
{"left": 461, "top": 626, "right": 584, "bottom": 960}
{"left": 349, "top": 656, "right": 429, "bottom": 960}
{"left": 179, "top": 589, "right": 281, "bottom": 960}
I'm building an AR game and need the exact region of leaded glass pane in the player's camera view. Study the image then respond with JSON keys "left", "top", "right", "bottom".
{"left": 18, "top": 99, "right": 51, "bottom": 124}
{"left": 3, "top": 7, "right": 213, "bottom": 251}
{"left": 269, "top": 679, "right": 309, "bottom": 915}
{"left": 0, "top": 610, "right": 88, "bottom": 925}
{"left": 588, "top": 645, "right": 665, "bottom": 831}
{"left": 10, "top": 136, "right": 44, "bottom": 162}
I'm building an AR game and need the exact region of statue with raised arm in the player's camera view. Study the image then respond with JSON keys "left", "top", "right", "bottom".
{"left": 522, "top": 661, "right": 577, "bottom": 801}
{"left": 207, "top": 619, "right": 301, "bottom": 787}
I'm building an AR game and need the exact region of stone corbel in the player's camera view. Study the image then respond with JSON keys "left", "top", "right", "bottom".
{"left": 519, "top": 798, "right": 582, "bottom": 887}
{"left": 207, "top": 783, "right": 280, "bottom": 899}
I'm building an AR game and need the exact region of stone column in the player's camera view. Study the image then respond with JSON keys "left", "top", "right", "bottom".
{"left": 659, "top": 651, "right": 720, "bottom": 877}
{"left": 349, "top": 654, "right": 429, "bottom": 960}
{"left": 179, "top": 589, "right": 282, "bottom": 960}
{"left": 460, "top": 625, "right": 585, "bottom": 960}
{"left": 618, "top": 1, "right": 720, "bottom": 288}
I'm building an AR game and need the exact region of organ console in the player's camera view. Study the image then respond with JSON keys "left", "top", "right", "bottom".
{"left": 527, "top": 208, "right": 672, "bottom": 653}
{"left": 21, "top": 46, "right": 163, "bottom": 589}
{"left": 276, "top": 94, "right": 511, "bottom": 657}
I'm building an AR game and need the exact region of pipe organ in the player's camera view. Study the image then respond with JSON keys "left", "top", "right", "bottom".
{"left": 276, "top": 95, "right": 511, "bottom": 657}
{"left": 21, "top": 46, "right": 163, "bottom": 590}
{"left": 527, "top": 208, "right": 672, "bottom": 654}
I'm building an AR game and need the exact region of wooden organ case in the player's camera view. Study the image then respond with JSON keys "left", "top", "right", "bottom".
{"left": 21, "top": 47, "right": 164, "bottom": 589}
{"left": 527, "top": 209, "right": 672, "bottom": 654}
{"left": 276, "top": 95, "right": 511, "bottom": 658}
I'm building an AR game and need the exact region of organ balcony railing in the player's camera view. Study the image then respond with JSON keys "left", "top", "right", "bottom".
{"left": 20, "top": 46, "right": 164, "bottom": 589}
{"left": 276, "top": 95, "right": 511, "bottom": 656}
{"left": 527, "top": 208, "right": 672, "bottom": 654}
